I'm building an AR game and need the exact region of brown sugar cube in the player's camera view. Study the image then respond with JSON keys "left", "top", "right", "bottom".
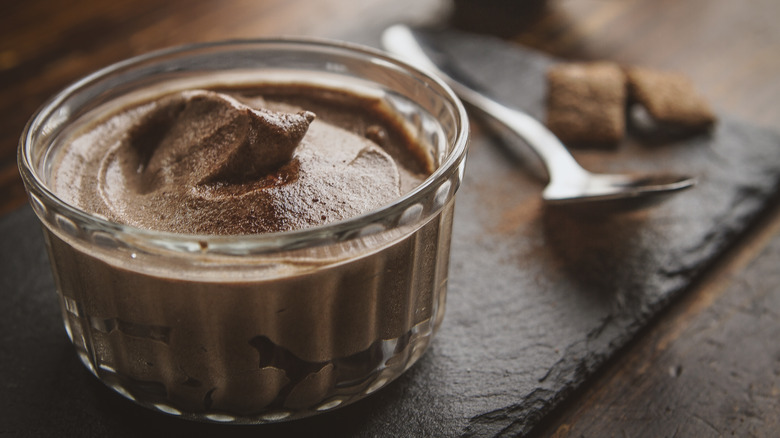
{"left": 626, "top": 67, "right": 716, "bottom": 130}
{"left": 545, "top": 62, "right": 627, "bottom": 144}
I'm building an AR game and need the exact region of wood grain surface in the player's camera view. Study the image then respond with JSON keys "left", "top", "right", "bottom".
{"left": 2, "top": 0, "right": 779, "bottom": 436}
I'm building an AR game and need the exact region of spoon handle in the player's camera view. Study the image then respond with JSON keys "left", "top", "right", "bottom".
{"left": 381, "top": 25, "right": 589, "bottom": 184}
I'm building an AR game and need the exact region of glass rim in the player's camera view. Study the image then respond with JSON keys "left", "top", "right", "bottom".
{"left": 18, "top": 37, "right": 469, "bottom": 254}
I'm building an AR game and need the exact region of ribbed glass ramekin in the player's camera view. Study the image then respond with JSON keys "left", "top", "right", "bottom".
{"left": 18, "top": 38, "right": 468, "bottom": 423}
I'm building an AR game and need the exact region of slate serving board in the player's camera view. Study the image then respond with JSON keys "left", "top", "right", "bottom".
{"left": 2, "top": 30, "right": 780, "bottom": 437}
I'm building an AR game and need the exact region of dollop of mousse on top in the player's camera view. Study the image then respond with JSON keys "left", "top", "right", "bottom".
{"left": 54, "top": 90, "right": 404, "bottom": 234}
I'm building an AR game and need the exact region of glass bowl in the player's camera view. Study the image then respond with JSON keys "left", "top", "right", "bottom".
{"left": 18, "top": 38, "right": 468, "bottom": 423}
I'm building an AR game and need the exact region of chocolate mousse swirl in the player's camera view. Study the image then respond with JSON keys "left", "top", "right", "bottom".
{"left": 55, "top": 89, "right": 407, "bottom": 235}
{"left": 128, "top": 90, "right": 315, "bottom": 189}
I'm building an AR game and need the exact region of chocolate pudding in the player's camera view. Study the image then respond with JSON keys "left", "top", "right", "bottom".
{"left": 52, "top": 86, "right": 431, "bottom": 235}
{"left": 42, "top": 81, "right": 453, "bottom": 419}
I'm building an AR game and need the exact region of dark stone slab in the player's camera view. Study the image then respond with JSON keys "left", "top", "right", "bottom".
{"left": 2, "top": 30, "right": 780, "bottom": 437}
{"left": 535, "top": 184, "right": 780, "bottom": 437}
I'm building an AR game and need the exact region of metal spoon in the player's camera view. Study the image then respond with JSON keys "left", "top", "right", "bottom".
{"left": 381, "top": 25, "right": 696, "bottom": 209}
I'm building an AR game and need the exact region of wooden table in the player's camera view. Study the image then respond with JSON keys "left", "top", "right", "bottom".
{"left": 2, "top": 0, "right": 779, "bottom": 436}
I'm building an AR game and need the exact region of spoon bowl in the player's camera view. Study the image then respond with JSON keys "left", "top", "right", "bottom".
{"left": 382, "top": 25, "right": 696, "bottom": 210}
